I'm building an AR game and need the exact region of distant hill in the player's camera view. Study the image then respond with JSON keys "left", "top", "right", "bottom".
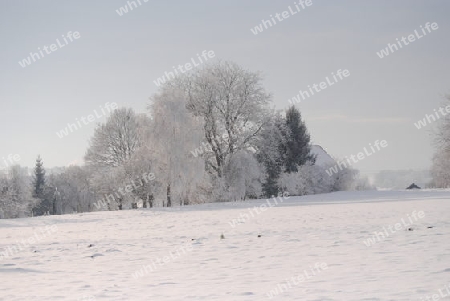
{"left": 311, "top": 145, "right": 335, "bottom": 167}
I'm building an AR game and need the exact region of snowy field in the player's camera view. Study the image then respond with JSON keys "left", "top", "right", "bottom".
{"left": 1, "top": 190, "right": 450, "bottom": 301}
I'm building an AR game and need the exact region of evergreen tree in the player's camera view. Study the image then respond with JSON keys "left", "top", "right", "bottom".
{"left": 32, "top": 155, "right": 53, "bottom": 215}
{"left": 33, "top": 155, "right": 46, "bottom": 198}
{"left": 256, "top": 107, "right": 315, "bottom": 197}
{"left": 283, "top": 106, "right": 315, "bottom": 173}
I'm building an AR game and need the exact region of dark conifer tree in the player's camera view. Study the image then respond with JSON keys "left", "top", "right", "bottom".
{"left": 33, "top": 155, "right": 46, "bottom": 198}
{"left": 32, "top": 155, "right": 52, "bottom": 215}
{"left": 283, "top": 106, "right": 315, "bottom": 173}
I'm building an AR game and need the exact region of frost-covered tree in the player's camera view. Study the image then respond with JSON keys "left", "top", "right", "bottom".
{"left": 431, "top": 95, "right": 450, "bottom": 187}
{"left": 431, "top": 148, "right": 450, "bottom": 188}
{"left": 172, "top": 61, "right": 272, "bottom": 178}
{"left": 89, "top": 165, "right": 130, "bottom": 210}
{"left": 277, "top": 162, "right": 369, "bottom": 197}
{"left": 278, "top": 163, "right": 333, "bottom": 196}
{"left": 327, "top": 164, "right": 359, "bottom": 191}
{"left": 48, "top": 166, "right": 95, "bottom": 213}
{"left": 148, "top": 87, "right": 208, "bottom": 206}
{"left": 0, "top": 165, "right": 36, "bottom": 219}
{"left": 120, "top": 147, "right": 159, "bottom": 208}
{"left": 0, "top": 174, "right": 8, "bottom": 218}
{"left": 435, "top": 95, "right": 450, "bottom": 147}
{"left": 222, "top": 151, "right": 262, "bottom": 201}
{"left": 85, "top": 108, "right": 144, "bottom": 168}
{"left": 353, "top": 175, "right": 375, "bottom": 191}
{"left": 255, "top": 113, "right": 286, "bottom": 197}
{"left": 84, "top": 108, "right": 152, "bottom": 210}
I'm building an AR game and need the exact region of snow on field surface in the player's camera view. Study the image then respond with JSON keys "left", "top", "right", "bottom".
{"left": 1, "top": 190, "right": 449, "bottom": 301}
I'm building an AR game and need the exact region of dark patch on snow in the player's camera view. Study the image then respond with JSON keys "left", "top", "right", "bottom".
{"left": 89, "top": 253, "right": 104, "bottom": 259}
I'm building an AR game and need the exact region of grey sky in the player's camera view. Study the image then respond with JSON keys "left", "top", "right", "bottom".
{"left": 0, "top": 0, "right": 449, "bottom": 172}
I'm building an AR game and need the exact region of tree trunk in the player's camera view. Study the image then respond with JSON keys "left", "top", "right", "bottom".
{"left": 52, "top": 197, "right": 57, "bottom": 215}
{"left": 166, "top": 184, "right": 171, "bottom": 207}
{"left": 143, "top": 195, "right": 147, "bottom": 208}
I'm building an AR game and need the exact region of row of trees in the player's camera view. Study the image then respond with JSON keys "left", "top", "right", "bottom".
{"left": 80, "top": 61, "right": 362, "bottom": 209}
{"left": 0, "top": 61, "right": 364, "bottom": 218}
{"left": 0, "top": 156, "right": 95, "bottom": 218}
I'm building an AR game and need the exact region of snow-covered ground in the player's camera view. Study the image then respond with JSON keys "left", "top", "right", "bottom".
{"left": 1, "top": 190, "right": 449, "bottom": 301}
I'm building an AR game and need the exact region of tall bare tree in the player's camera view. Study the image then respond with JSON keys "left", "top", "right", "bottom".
{"left": 85, "top": 108, "right": 144, "bottom": 168}
{"left": 172, "top": 61, "right": 272, "bottom": 178}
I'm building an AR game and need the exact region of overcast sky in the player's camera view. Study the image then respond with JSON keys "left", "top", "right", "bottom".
{"left": 0, "top": 0, "right": 449, "bottom": 173}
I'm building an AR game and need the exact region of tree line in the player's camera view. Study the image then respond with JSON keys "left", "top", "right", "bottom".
{"left": 0, "top": 61, "right": 367, "bottom": 218}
